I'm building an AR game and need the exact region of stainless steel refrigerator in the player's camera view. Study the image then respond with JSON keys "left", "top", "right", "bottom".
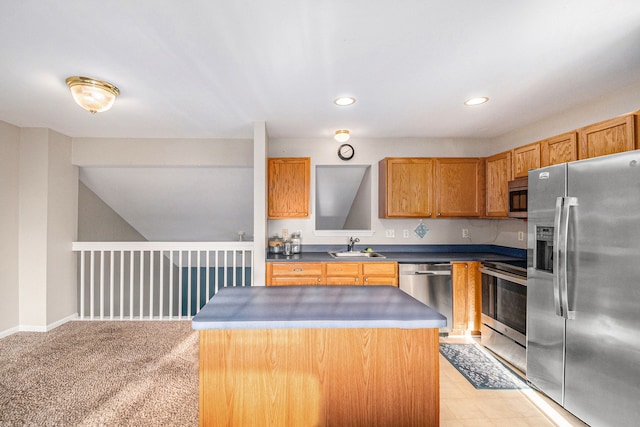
{"left": 527, "top": 150, "right": 640, "bottom": 427}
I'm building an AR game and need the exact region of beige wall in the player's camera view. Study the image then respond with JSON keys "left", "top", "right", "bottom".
{"left": 17, "top": 128, "right": 78, "bottom": 331}
{"left": 45, "top": 130, "right": 78, "bottom": 326}
{"left": 78, "top": 181, "right": 146, "bottom": 242}
{"left": 72, "top": 137, "right": 253, "bottom": 167}
{"left": 0, "top": 121, "right": 20, "bottom": 336}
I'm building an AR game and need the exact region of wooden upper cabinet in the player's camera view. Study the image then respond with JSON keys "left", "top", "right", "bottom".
{"left": 379, "top": 158, "right": 434, "bottom": 218}
{"left": 485, "top": 151, "right": 511, "bottom": 217}
{"left": 512, "top": 142, "right": 541, "bottom": 178}
{"left": 579, "top": 113, "right": 636, "bottom": 160}
{"left": 540, "top": 131, "right": 578, "bottom": 167}
{"left": 268, "top": 158, "right": 310, "bottom": 219}
{"left": 434, "top": 158, "right": 485, "bottom": 217}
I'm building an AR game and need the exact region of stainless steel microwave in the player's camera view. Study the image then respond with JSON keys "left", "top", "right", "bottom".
{"left": 507, "top": 177, "right": 528, "bottom": 218}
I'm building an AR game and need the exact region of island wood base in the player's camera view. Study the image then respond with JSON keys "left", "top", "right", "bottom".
{"left": 199, "top": 327, "right": 440, "bottom": 426}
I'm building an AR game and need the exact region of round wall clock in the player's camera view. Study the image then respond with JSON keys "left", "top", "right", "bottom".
{"left": 338, "top": 143, "right": 354, "bottom": 161}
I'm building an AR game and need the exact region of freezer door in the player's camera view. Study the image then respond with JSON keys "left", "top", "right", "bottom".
{"left": 526, "top": 164, "right": 566, "bottom": 405}
{"left": 563, "top": 150, "right": 640, "bottom": 426}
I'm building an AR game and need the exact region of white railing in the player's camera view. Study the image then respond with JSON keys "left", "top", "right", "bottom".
{"left": 72, "top": 242, "right": 254, "bottom": 320}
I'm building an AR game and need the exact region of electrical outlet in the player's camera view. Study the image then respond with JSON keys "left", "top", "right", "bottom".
{"left": 518, "top": 231, "right": 525, "bottom": 241}
{"left": 385, "top": 229, "right": 395, "bottom": 238}
{"left": 462, "top": 229, "right": 469, "bottom": 238}
{"left": 403, "top": 229, "right": 409, "bottom": 238}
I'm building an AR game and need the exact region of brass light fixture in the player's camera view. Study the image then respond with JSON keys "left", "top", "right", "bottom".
{"left": 65, "top": 76, "right": 120, "bottom": 113}
{"left": 334, "top": 129, "right": 350, "bottom": 142}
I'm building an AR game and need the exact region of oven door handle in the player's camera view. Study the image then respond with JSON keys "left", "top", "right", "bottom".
{"left": 479, "top": 267, "right": 527, "bottom": 286}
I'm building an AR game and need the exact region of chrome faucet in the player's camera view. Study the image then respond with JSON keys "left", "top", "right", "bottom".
{"left": 348, "top": 237, "right": 360, "bottom": 252}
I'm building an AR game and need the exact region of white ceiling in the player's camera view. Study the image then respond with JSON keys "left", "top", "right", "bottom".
{"left": 4, "top": 1, "right": 640, "bottom": 242}
{"left": 2, "top": 0, "right": 640, "bottom": 140}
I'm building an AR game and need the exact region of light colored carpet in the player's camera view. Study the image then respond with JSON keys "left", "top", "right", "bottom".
{"left": 0, "top": 321, "right": 199, "bottom": 426}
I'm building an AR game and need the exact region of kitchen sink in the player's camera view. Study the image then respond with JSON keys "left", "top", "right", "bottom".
{"left": 328, "top": 251, "right": 386, "bottom": 258}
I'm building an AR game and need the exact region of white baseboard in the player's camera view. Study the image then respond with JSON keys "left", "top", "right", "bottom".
{"left": 0, "top": 313, "right": 78, "bottom": 338}
{"left": 0, "top": 326, "right": 20, "bottom": 339}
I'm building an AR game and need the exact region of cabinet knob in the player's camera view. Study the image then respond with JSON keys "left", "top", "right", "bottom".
{"left": 437, "top": 212, "right": 441, "bottom": 216}
{"left": 293, "top": 268, "right": 303, "bottom": 272}
{"left": 428, "top": 212, "right": 432, "bottom": 217}
{"left": 317, "top": 277, "right": 321, "bottom": 282}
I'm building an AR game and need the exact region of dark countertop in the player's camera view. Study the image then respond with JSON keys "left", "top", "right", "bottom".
{"left": 192, "top": 285, "right": 447, "bottom": 330}
{"left": 266, "top": 244, "right": 525, "bottom": 264}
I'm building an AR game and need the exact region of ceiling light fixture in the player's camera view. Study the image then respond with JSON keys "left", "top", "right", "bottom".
{"left": 333, "top": 96, "right": 356, "bottom": 106}
{"left": 334, "top": 129, "right": 350, "bottom": 142}
{"left": 464, "top": 96, "right": 489, "bottom": 106}
{"left": 65, "top": 76, "right": 120, "bottom": 113}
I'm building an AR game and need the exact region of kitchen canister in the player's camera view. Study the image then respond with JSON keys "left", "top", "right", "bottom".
{"left": 290, "top": 232, "right": 301, "bottom": 254}
{"left": 268, "top": 235, "right": 284, "bottom": 254}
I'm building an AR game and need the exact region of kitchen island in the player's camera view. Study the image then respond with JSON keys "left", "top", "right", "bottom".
{"left": 192, "top": 285, "right": 446, "bottom": 426}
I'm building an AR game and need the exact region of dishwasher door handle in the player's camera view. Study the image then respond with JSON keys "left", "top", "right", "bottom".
{"left": 412, "top": 270, "right": 451, "bottom": 276}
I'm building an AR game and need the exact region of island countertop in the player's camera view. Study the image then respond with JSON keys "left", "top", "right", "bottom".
{"left": 192, "top": 285, "right": 447, "bottom": 330}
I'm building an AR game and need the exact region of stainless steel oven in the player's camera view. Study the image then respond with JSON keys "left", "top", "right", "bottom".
{"left": 480, "top": 261, "right": 527, "bottom": 372}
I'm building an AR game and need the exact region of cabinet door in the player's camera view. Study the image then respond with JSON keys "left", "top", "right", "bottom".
{"left": 451, "top": 262, "right": 469, "bottom": 335}
{"left": 434, "top": 158, "right": 484, "bottom": 217}
{"left": 379, "top": 158, "right": 434, "bottom": 218}
{"left": 325, "top": 262, "right": 361, "bottom": 285}
{"left": 362, "top": 262, "right": 398, "bottom": 286}
{"left": 512, "top": 142, "right": 540, "bottom": 178}
{"left": 450, "top": 261, "right": 481, "bottom": 335}
{"left": 540, "top": 132, "right": 578, "bottom": 167}
{"left": 485, "top": 151, "right": 511, "bottom": 217}
{"left": 579, "top": 114, "right": 636, "bottom": 160}
{"left": 268, "top": 158, "right": 310, "bottom": 219}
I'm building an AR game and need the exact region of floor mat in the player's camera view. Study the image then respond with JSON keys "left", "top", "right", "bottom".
{"left": 440, "top": 343, "right": 529, "bottom": 390}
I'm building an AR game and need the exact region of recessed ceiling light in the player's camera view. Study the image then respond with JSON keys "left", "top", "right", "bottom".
{"left": 333, "top": 96, "right": 356, "bottom": 106}
{"left": 464, "top": 97, "right": 489, "bottom": 106}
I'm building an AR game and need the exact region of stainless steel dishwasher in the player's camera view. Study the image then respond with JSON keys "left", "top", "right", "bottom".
{"left": 399, "top": 263, "right": 452, "bottom": 334}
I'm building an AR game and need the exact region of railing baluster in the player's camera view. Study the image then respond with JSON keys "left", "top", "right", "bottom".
{"left": 214, "top": 250, "right": 219, "bottom": 294}
{"left": 169, "top": 251, "right": 174, "bottom": 320}
{"left": 159, "top": 250, "right": 164, "bottom": 320}
{"left": 109, "top": 251, "right": 114, "bottom": 319}
{"left": 119, "top": 250, "right": 124, "bottom": 320}
{"left": 205, "top": 250, "right": 210, "bottom": 305}
{"left": 90, "top": 250, "right": 95, "bottom": 320}
{"left": 80, "top": 251, "right": 85, "bottom": 319}
{"left": 139, "top": 250, "right": 144, "bottom": 320}
{"left": 129, "top": 251, "right": 134, "bottom": 320}
{"left": 149, "top": 250, "right": 154, "bottom": 319}
{"left": 196, "top": 250, "right": 201, "bottom": 314}
{"left": 178, "top": 251, "right": 183, "bottom": 320}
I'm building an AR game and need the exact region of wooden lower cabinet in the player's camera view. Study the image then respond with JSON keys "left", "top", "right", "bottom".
{"left": 267, "top": 261, "right": 398, "bottom": 287}
{"left": 451, "top": 261, "right": 482, "bottom": 336}
{"left": 325, "top": 262, "right": 361, "bottom": 285}
{"left": 362, "top": 262, "right": 398, "bottom": 285}
{"left": 199, "top": 327, "right": 440, "bottom": 426}
{"left": 266, "top": 262, "right": 324, "bottom": 286}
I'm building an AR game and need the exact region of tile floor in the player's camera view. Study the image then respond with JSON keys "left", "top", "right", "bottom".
{"left": 439, "top": 337, "right": 588, "bottom": 427}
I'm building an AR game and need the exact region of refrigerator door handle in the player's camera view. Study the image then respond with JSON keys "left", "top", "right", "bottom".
{"left": 553, "top": 197, "right": 565, "bottom": 317}
{"left": 556, "top": 196, "right": 578, "bottom": 320}
{"left": 563, "top": 196, "right": 578, "bottom": 320}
